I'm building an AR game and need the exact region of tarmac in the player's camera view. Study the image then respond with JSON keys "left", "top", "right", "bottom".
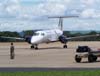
{"left": 0, "top": 41, "right": 100, "bottom": 71}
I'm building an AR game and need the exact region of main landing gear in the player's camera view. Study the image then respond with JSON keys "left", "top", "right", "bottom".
{"left": 63, "top": 43, "right": 67, "bottom": 48}
{"left": 31, "top": 44, "right": 38, "bottom": 50}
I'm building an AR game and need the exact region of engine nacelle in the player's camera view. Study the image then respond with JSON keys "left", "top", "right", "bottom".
{"left": 25, "top": 36, "right": 32, "bottom": 44}
{"left": 59, "top": 35, "right": 68, "bottom": 44}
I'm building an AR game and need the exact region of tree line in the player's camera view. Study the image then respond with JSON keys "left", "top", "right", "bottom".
{"left": 0, "top": 30, "right": 100, "bottom": 42}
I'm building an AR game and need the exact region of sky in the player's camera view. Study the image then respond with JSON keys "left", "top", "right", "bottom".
{"left": 0, "top": 0, "right": 100, "bottom": 31}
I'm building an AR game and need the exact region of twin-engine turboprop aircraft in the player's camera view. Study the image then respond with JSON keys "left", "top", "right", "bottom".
{"left": 0, "top": 16, "right": 99, "bottom": 49}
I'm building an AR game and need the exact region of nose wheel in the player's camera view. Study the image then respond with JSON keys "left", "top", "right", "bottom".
{"left": 31, "top": 45, "right": 34, "bottom": 49}
{"left": 31, "top": 45, "right": 38, "bottom": 50}
{"left": 63, "top": 44, "right": 67, "bottom": 48}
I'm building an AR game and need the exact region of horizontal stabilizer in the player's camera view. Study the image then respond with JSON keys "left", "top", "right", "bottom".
{"left": 48, "top": 16, "right": 78, "bottom": 18}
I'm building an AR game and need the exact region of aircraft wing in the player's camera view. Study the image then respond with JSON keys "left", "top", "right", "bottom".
{"left": 0, "top": 36, "right": 25, "bottom": 40}
{"left": 66, "top": 34, "right": 100, "bottom": 40}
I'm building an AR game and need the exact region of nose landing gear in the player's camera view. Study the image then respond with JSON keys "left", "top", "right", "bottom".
{"left": 31, "top": 45, "right": 34, "bottom": 49}
{"left": 31, "top": 44, "right": 38, "bottom": 50}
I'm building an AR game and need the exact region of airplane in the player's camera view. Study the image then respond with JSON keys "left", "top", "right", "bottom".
{"left": 0, "top": 16, "right": 99, "bottom": 50}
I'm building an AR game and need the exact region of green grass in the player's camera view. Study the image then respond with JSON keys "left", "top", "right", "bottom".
{"left": 0, "top": 70, "right": 100, "bottom": 76}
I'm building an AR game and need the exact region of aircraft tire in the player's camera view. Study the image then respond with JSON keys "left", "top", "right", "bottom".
{"left": 31, "top": 45, "right": 34, "bottom": 49}
{"left": 63, "top": 45, "right": 67, "bottom": 48}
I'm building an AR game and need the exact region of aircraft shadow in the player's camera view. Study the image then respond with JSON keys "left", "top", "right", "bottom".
{"left": 0, "top": 47, "right": 75, "bottom": 50}
{"left": 17, "top": 46, "right": 76, "bottom": 50}
{"left": 37, "top": 46, "right": 76, "bottom": 50}
{"left": 37, "top": 47, "right": 64, "bottom": 50}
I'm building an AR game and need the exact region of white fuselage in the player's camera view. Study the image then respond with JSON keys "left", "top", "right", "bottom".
{"left": 30, "top": 29, "right": 63, "bottom": 44}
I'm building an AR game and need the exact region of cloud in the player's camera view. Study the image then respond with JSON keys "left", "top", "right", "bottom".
{"left": 78, "top": 0, "right": 100, "bottom": 18}
{"left": 0, "top": 3, "right": 4, "bottom": 15}
{"left": 0, "top": 0, "right": 20, "bottom": 18}
{"left": 31, "top": 0, "right": 71, "bottom": 16}
{"left": 0, "top": 0, "right": 72, "bottom": 20}
{"left": 0, "top": 0, "right": 100, "bottom": 31}
{"left": 36, "top": 3, "right": 66, "bottom": 16}
{"left": 80, "top": 0, "right": 100, "bottom": 8}
{"left": 79, "top": 9, "right": 100, "bottom": 18}
{"left": 46, "top": 0, "right": 71, "bottom": 3}
{"left": 81, "top": 0, "right": 95, "bottom": 7}
{"left": 0, "top": 0, "right": 100, "bottom": 19}
{"left": 14, "top": 0, "right": 71, "bottom": 20}
{"left": 65, "top": 19, "right": 100, "bottom": 31}
{"left": 80, "top": 9, "right": 95, "bottom": 18}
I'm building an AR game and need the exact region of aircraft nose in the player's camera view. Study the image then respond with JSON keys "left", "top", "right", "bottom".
{"left": 31, "top": 36, "right": 43, "bottom": 44}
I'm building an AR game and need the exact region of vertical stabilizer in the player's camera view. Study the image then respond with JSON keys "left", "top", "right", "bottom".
{"left": 58, "top": 17, "right": 63, "bottom": 31}
{"left": 48, "top": 16, "right": 78, "bottom": 31}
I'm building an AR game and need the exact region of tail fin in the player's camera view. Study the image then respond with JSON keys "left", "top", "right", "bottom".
{"left": 58, "top": 17, "right": 63, "bottom": 31}
{"left": 48, "top": 16, "right": 78, "bottom": 31}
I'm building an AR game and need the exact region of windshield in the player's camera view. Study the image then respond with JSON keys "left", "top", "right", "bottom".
{"left": 33, "top": 32, "right": 45, "bottom": 36}
{"left": 33, "top": 33, "right": 39, "bottom": 36}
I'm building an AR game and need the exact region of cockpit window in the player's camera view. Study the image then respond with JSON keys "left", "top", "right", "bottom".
{"left": 33, "top": 33, "right": 39, "bottom": 36}
{"left": 41, "top": 33, "right": 45, "bottom": 36}
{"left": 33, "top": 32, "right": 45, "bottom": 36}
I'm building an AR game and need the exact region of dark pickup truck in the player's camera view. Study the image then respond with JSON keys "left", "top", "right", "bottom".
{"left": 75, "top": 46, "right": 100, "bottom": 63}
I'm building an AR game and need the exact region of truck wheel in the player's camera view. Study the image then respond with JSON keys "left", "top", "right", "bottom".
{"left": 93, "top": 56, "right": 97, "bottom": 62}
{"left": 88, "top": 55, "right": 96, "bottom": 62}
{"left": 75, "top": 55, "right": 81, "bottom": 63}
